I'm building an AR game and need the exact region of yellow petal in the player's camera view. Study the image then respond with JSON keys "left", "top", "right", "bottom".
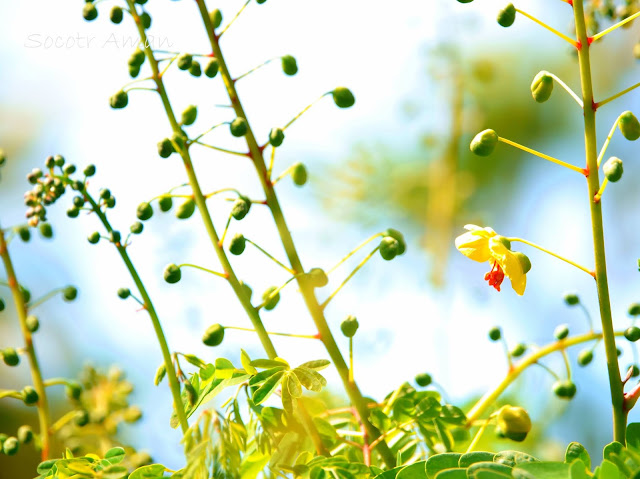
{"left": 455, "top": 231, "right": 491, "bottom": 263}
{"left": 463, "top": 224, "right": 496, "bottom": 238}
{"left": 489, "top": 240, "right": 526, "bottom": 295}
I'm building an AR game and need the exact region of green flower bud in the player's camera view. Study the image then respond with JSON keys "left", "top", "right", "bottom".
{"left": 269, "top": 128, "right": 285, "bottom": 147}
{"left": 136, "top": 202, "right": 154, "bottom": 221}
{"left": 204, "top": 58, "right": 220, "bottom": 78}
{"left": 494, "top": 236, "right": 511, "bottom": 250}
{"left": 530, "top": 71, "right": 554, "bottom": 103}
{"left": 106, "top": 198, "right": 117, "bottom": 209}
{"left": 54, "top": 155, "right": 65, "bottom": 167}
{"left": 618, "top": 111, "right": 640, "bottom": 141}
{"left": 497, "top": 3, "right": 516, "bottom": 27}
{"left": 109, "top": 90, "right": 129, "bottom": 109}
{"left": 629, "top": 303, "right": 640, "bottom": 316}
{"left": 123, "top": 406, "right": 143, "bottom": 423}
{"left": 64, "top": 164, "right": 76, "bottom": 175}
{"left": 88, "top": 231, "right": 100, "bottom": 244}
{"left": 65, "top": 381, "right": 82, "bottom": 400}
{"left": 72, "top": 196, "right": 85, "bottom": 208}
{"left": 189, "top": 61, "right": 202, "bottom": 77}
{"left": 141, "top": 12, "right": 152, "bottom": 29}
{"left": 110, "top": 5, "right": 123, "bottom": 24}
{"left": 63, "top": 286, "right": 78, "bottom": 302}
{"left": 626, "top": 326, "right": 640, "bottom": 342}
{"left": 514, "top": 252, "right": 531, "bottom": 274}
{"left": 20, "top": 287, "right": 31, "bottom": 304}
{"left": 128, "top": 49, "right": 146, "bottom": 68}
{"left": 340, "top": 315, "right": 359, "bottom": 338}
{"left": 130, "top": 221, "right": 144, "bottom": 234}
{"left": 2, "top": 437, "right": 18, "bottom": 456}
{"left": 577, "top": 349, "right": 593, "bottom": 366}
{"left": 177, "top": 53, "right": 193, "bottom": 70}
{"left": 262, "top": 286, "right": 281, "bottom": 311}
{"left": 308, "top": 268, "right": 328, "bottom": 288}
{"left": 26, "top": 315, "right": 39, "bottom": 333}
{"left": 552, "top": 380, "right": 577, "bottom": 400}
{"left": 74, "top": 410, "right": 90, "bottom": 427}
{"left": 129, "top": 64, "right": 141, "bottom": 79}
{"left": 603, "top": 157, "right": 623, "bottom": 182}
{"left": 332, "top": 87, "right": 356, "bottom": 108}
{"left": 22, "top": 386, "right": 38, "bottom": 405}
{"left": 456, "top": 0, "right": 474, "bottom": 3}
{"left": 618, "top": 347, "right": 623, "bottom": 357}
{"left": 210, "top": 9, "right": 223, "bottom": 29}
{"left": 67, "top": 207, "right": 80, "bottom": 218}
{"left": 488, "top": 326, "right": 501, "bottom": 341}
{"left": 229, "top": 233, "right": 246, "bottom": 255}
{"left": 0, "top": 299, "right": 4, "bottom": 312}
{"left": 117, "top": 288, "right": 131, "bottom": 299}
{"left": 415, "top": 373, "right": 432, "bottom": 387}
{"left": 563, "top": 292, "right": 580, "bottom": 306}
{"left": 83, "top": 2, "right": 98, "bottom": 21}
{"left": 554, "top": 324, "right": 569, "bottom": 340}
{"left": 17, "top": 425, "right": 33, "bottom": 445}
{"left": 99, "top": 188, "right": 111, "bottom": 200}
{"left": 379, "top": 236, "right": 400, "bottom": 261}
{"left": 496, "top": 406, "right": 531, "bottom": 442}
{"left": 164, "top": 264, "right": 182, "bottom": 284}
{"left": 383, "top": 228, "right": 406, "bottom": 255}
{"left": 202, "top": 323, "right": 225, "bottom": 346}
{"left": 157, "top": 138, "right": 174, "bottom": 158}
{"left": 510, "top": 343, "right": 526, "bottom": 357}
{"left": 240, "top": 281, "right": 252, "bottom": 300}
{"left": 176, "top": 198, "right": 196, "bottom": 219}
{"left": 230, "top": 117, "right": 248, "bottom": 137}
{"left": 17, "top": 226, "right": 31, "bottom": 242}
{"left": 154, "top": 364, "right": 166, "bottom": 386}
{"left": 281, "top": 55, "right": 298, "bottom": 76}
{"left": 470, "top": 129, "right": 498, "bottom": 156}
{"left": 2, "top": 348, "right": 19, "bottom": 367}
{"left": 39, "top": 222, "right": 53, "bottom": 239}
{"left": 231, "top": 196, "right": 251, "bottom": 220}
{"left": 290, "top": 162, "right": 308, "bottom": 186}
{"left": 181, "top": 105, "right": 198, "bottom": 126}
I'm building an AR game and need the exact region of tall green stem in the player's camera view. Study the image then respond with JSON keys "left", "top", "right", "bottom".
{"left": 82, "top": 194, "right": 189, "bottom": 434}
{"left": 0, "top": 227, "right": 52, "bottom": 460}
{"left": 573, "top": 0, "right": 627, "bottom": 443}
{"left": 195, "top": 0, "right": 396, "bottom": 467}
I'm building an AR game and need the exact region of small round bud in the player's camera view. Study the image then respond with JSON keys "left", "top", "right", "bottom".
{"left": 629, "top": 303, "right": 640, "bottom": 316}
{"left": 54, "top": 155, "right": 65, "bottom": 167}
{"left": 618, "top": 111, "right": 640, "bottom": 141}
{"left": 164, "top": 264, "right": 182, "bottom": 284}
{"left": 552, "top": 380, "right": 577, "bottom": 400}
{"left": 332, "top": 87, "right": 356, "bottom": 108}
{"left": 99, "top": 188, "right": 111, "bottom": 200}
{"left": 2, "top": 348, "right": 19, "bottom": 366}
{"left": 554, "top": 324, "right": 569, "bottom": 340}
{"left": 204, "top": 58, "right": 220, "bottom": 78}
{"left": 20, "top": 287, "right": 31, "bottom": 304}
{"left": 231, "top": 196, "right": 251, "bottom": 220}
{"left": 189, "top": 61, "right": 202, "bottom": 77}
{"left": 230, "top": 117, "right": 248, "bottom": 137}
{"left": 510, "top": 343, "right": 526, "bottom": 357}
{"left": 130, "top": 221, "right": 144, "bottom": 235}
{"left": 262, "top": 286, "right": 281, "bottom": 311}
{"left": 497, "top": 4, "right": 516, "bottom": 27}
{"left": 67, "top": 207, "right": 80, "bottom": 218}
{"left": 73, "top": 196, "right": 85, "bottom": 208}
{"left": 171, "top": 131, "right": 187, "bottom": 150}
{"left": 124, "top": 406, "right": 143, "bottom": 423}
{"left": 63, "top": 286, "right": 78, "bottom": 302}
{"left": 140, "top": 12, "right": 152, "bottom": 29}
{"left": 177, "top": 53, "right": 193, "bottom": 70}
{"left": 530, "top": 71, "right": 554, "bottom": 103}
{"left": 291, "top": 163, "right": 308, "bottom": 186}
{"left": 240, "top": 281, "right": 252, "bottom": 300}
{"left": 281, "top": 55, "right": 298, "bottom": 76}
{"left": 2, "top": 437, "right": 18, "bottom": 456}
{"left": 154, "top": 364, "right": 166, "bottom": 386}
{"left": 563, "top": 292, "right": 580, "bottom": 306}
{"left": 229, "top": 233, "right": 246, "bottom": 255}
{"left": 17, "top": 226, "right": 31, "bottom": 243}
{"left": 514, "top": 252, "right": 531, "bottom": 274}
{"left": 488, "top": 326, "right": 502, "bottom": 341}
{"left": 63, "top": 164, "right": 76, "bottom": 175}
{"left": 379, "top": 236, "right": 400, "bottom": 261}
{"left": 210, "top": 9, "right": 223, "bottom": 29}
{"left": 17, "top": 425, "right": 33, "bottom": 445}
{"left": 603, "top": 157, "right": 623, "bottom": 182}
{"left": 494, "top": 236, "right": 511, "bottom": 250}
{"left": 136, "top": 202, "right": 154, "bottom": 221}
{"left": 577, "top": 349, "right": 593, "bottom": 366}
{"left": 157, "top": 138, "right": 175, "bottom": 158}
{"left": 415, "top": 373, "right": 432, "bottom": 387}
{"left": 22, "top": 386, "right": 38, "bottom": 405}
{"left": 83, "top": 2, "right": 98, "bottom": 21}
{"left": 0, "top": 299, "right": 4, "bottom": 312}
{"left": 340, "top": 315, "right": 359, "bottom": 337}
{"left": 269, "top": 128, "right": 285, "bottom": 147}
{"left": 625, "top": 326, "right": 640, "bottom": 342}
{"left": 26, "top": 315, "right": 39, "bottom": 333}
{"left": 65, "top": 382, "right": 82, "bottom": 400}
{"left": 158, "top": 196, "right": 173, "bottom": 212}
{"left": 88, "top": 231, "right": 100, "bottom": 244}
{"left": 383, "top": 228, "right": 406, "bottom": 255}
{"left": 496, "top": 406, "right": 531, "bottom": 442}
{"left": 308, "top": 268, "right": 329, "bottom": 288}
{"left": 618, "top": 347, "right": 623, "bottom": 357}
{"left": 470, "top": 129, "right": 498, "bottom": 156}
{"left": 39, "top": 223, "right": 53, "bottom": 239}
{"left": 109, "top": 90, "right": 129, "bottom": 109}
{"left": 129, "top": 64, "right": 141, "bottom": 78}
{"left": 74, "top": 410, "right": 90, "bottom": 427}
{"left": 181, "top": 105, "right": 198, "bottom": 126}
{"left": 110, "top": 5, "right": 123, "bottom": 23}
{"left": 176, "top": 198, "right": 196, "bottom": 219}
{"left": 202, "top": 324, "right": 225, "bottom": 347}
{"left": 117, "top": 288, "right": 131, "bottom": 299}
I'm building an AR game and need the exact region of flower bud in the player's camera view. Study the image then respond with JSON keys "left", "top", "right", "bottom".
{"left": 164, "top": 264, "right": 182, "bottom": 284}
{"left": 629, "top": 303, "right": 640, "bottom": 316}
{"left": 99, "top": 188, "right": 111, "bottom": 200}
{"left": 625, "top": 326, "right": 640, "bottom": 342}
{"left": 383, "top": 228, "right": 406, "bottom": 255}
{"left": 63, "top": 286, "right": 78, "bottom": 302}
{"left": 470, "top": 129, "right": 498, "bottom": 156}
{"left": 230, "top": 117, "right": 248, "bottom": 137}
{"left": 54, "top": 155, "right": 65, "bottom": 167}
{"left": 74, "top": 410, "right": 90, "bottom": 427}
{"left": 20, "top": 287, "right": 31, "bottom": 304}
{"left": 110, "top": 5, "right": 123, "bottom": 24}
{"left": 129, "top": 64, "right": 141, "bottom": 79}
{"left": 281, "top": 55, "right": 298, "bottom": 76}
{"left": 109, "top": 90, "right": 129, "bottom": 109}
{"left": 488, "top": 326, "right": 501, "bottom": 341}
{"left": 17, "top": 226, "right": 31, "bottom": 243}
{"left": 140, "top": 12, "right": 152, "bottom": 29}
{"left": 177, "top": 53, "right": 193, "bottom": 71}
{"left": 83, "top": 2, "right": 98, "bottom": 21}
{"left": 210, "top": 9, "right": 223, "bottom": 29}
{"left": 618, "top": 111, "right": 640, "bottom": 141}
{"left": 157, "top": 138, "right": 175, "bottom": 158}
{"left": 22, "top": 386, "right": 38, "bottom": 405}
{"left": 26, "top": 315, "right": 39, "bottom": 333}
{"left": 554, "top": 324, "right": 569, "bottom": 340}
{"left": 240, "top": 281, "right": 252, "bottom": 300}
{"left": 496, "top": 406, "right": 531, "bottom": 442}
{"left": 17, "top": 425, "right": 33, "bottom": 445}
{"left": 136, "top": 202, "right": 154, "bottom": 221}
{"left": 117, "top": 288, "right": 131, "bottom": 299}
{"left": 577, "top": 349, "right": 593, "bottom": 366}
{"left": 497, "top": 4, "right": 516, "bottom": 27}
{"left": 189, "top": 61, "right": 202, "bottom": 77}
{"left": 563, "top": 292, "right": 580, "bottom": 306}
{"left": 67, "top": 207, "right": 80, "bottom": 218}
{"left": 176, "top": 198, "right": 196, "bottom": 219}
{"left": 158, "top": 196, "right": 173, "bottom": 212}
{"left": 510, "top": 343, "right": 526, "bottom": 357}
{"left": 231, "top": 196, "right": 251, "bottom": 220}
{"left": 2, "top": 348, "right": 19, "bottom": 367}
{"left": 2, "top": 437, "right": 18, "bottom": 456}
{"left": 130, "top": 222, "right": 144, "bottom": 234}
{"left": 514, "top": 252, "right": 531, "bottom": 274}
{"left": 415, "top": 373, "right": 432, "bottom": 387}
{"left": 204, "top": 58, "right": 220, "bottom": 78}
{"left": 262, "top": 286, "right": 281, "bottom": 310}
{"left": 0, "top": 299, "right": 4, "bottom": 312}
{"left": 229, "top": 233, "right": 246, "bottom": 255}
{"left": 552, "top": 380, "right": 577, "bottom": 399}
{"left": 124, "top": 406, "right": 143, "bottom": 423}
{"left": 379, "top": 236, "right": 400, "bottom": 261}
{"left": 65, "top": 381, "right": 82, "bottom": 400}
{"left": 530, "top": 71, "right": 554, "bottom": 103}
{"left": 308, "top": 268, "right": 328, "bottom": 288}
{"left": 603, "top": 157, "right": 623, "bottom": 182}
{"left": 269, "top": 128, "right": 285, "bottom": 147}
{"left": 332, "top": 87, "right": 355, "bottom": 108}
{"left": 129, "top": 49, "right": 145, "bottom": 68}
{"left": 88, "top": 231, "right": 100, "bottom": 244}
{"left": 39, "top": 222, "right": 53, "bottom": 239}
{"left": 340, "top": 315, "right": 359, "bottom": 338}
{"left": 154, "top": 364, "right": 166, "bottom": 386}
{"left": 202, "top": 323, "right": 225, "bottom": 346}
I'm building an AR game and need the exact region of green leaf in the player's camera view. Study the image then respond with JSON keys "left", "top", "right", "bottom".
{"left": 252, "top": 370, "right": 284, "bottom": 405}
{"left": 199, "top": 363, "right": 215, "bottom": 381}
{"left": 287, "top": 372, "right": 303, "bottom": 398}
{"left": 293, "top": 367, "right": 327, "bottom": 392}
{"left": 458, "top": 452, "right": 496, "bottom": 468}
{"left": 472, "top": 471, "right": 512, "bottom": 479}
{"left": 251, "top": 358, "right": 289, "bottom": 369}
{"left": 566, "top": 442, "right": 591, "bottom": 470}
{"left": 241, "top": 349, "right": 257, "bottom": 375}
{"left": 426, "top": 454, "right": 462, "bottom": 479}
{"left": 494, "top": 451, "right": 540, "bottom": 468}
{"left": 569, "top": 460, "right": 589, "bottom": 479}
{"left": 215, "top": 358, "right": 236, "bottom": 379}
{"left": 396, "top": 461, "right": 428, "bottom": 479}
{"left": 597, "top": 460, "right": 621, "bottom": 479}
{"left": 129, "top": 464, "right": 167, "bottom": 479}
{"left": 434, "top": 469, "right": 467, "bottom": 479}
{"left": 513, "top": 462, "right": 571, "bottom": 479}
{"left": 439, "top": 405, "right": 466, "bottom": 426}
{"left": 240, "top": 451, "right": 270, "bottom": 479}
{"left": 628, "top": 424, "right": 640, "bottom": 454}
{"left": 467, "top": 462, "right": 512, "bottom": 479}
{"left": 103, "top": 465, "right": 129, "bottom": 479}
{"left": 183, "top": 354, "right": 206, "bottom": 368}
{"left": 299, "top": 359, "right": 330, "bottom": 371}
{"left": 282, "top": 375, "right": 295, "bottom": 415}
{"left": 37, "top": 460, "right": 58, "bottom": 474}
{"left": 104, "top": 447, "right": 125, "bottom": 465}
{"left": 249, "top": 366, "right": 287, "bottom": 387}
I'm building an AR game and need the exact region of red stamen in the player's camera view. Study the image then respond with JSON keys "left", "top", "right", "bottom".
{"left": 484, "top": 261, "right": 505, "bottom": 292}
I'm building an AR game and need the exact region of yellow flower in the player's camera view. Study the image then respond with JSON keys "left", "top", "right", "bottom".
{"left": 455, "top": 225, "right": 529, "bottom": 295}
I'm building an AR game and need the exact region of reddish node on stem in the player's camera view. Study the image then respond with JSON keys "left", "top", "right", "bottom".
{"left": 587, "top": 36, "right": 594, "bottom": 46}
{"left": 8, "top": 277, "right": 17, "bottom": 289}
{"left": 567, "top": 0, "right": 573, "bottom": 5}
{"left": 576, "top": 39, "right": 582, "bottom": 50}
{"left": 594, "top": 193, "right": 601, "bottom": 204}
{"left": 207, "top": 52, "right": 215, "bottom": 58}
{"left": 313, "top": 332, "right": 322, "bottom": 340}
{"left": 592, "top": 99, "right": 598, "bottom": 111}
{"left": 583, "top": 166, "right": 590, "bottom": 177}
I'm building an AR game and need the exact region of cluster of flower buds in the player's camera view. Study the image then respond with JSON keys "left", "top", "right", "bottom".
{"left": 0, "top": 425, "right": 33, "bottom": 456}
{"left": 378, "top": 228, "right": 407, "bottom": 261}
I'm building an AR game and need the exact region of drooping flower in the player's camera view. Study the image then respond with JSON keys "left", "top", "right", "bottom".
{"left": 455, "top": 225, "right": 530, "bottom": 295}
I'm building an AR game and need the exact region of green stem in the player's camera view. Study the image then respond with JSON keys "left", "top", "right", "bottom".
{"left": 573, "top": 0, "right": 627, "bottom": 444}
{"left": 82, "top": 193, "right": 189, "bottom": 434}
{"left": 195, "top": 0, "right": 396, "bottom": 467}
{"left": 0, "top": 227, "right": 51, "bottom": 460}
